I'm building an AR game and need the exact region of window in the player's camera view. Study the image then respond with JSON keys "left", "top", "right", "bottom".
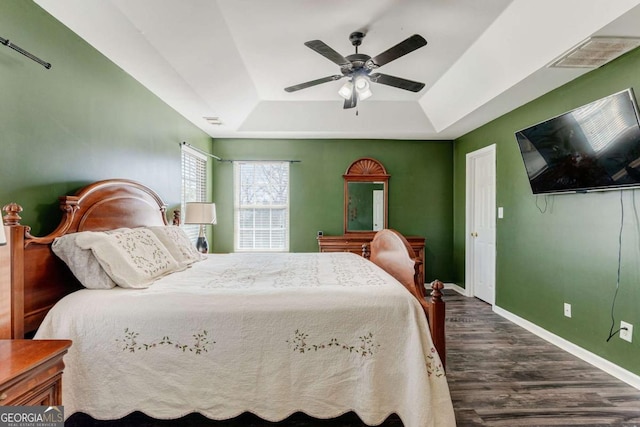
{"left": 234, "top": 161, "right": 289, "bottom": 252}
{"left": 181, "top": 145, "right": 208, "bottom": 242}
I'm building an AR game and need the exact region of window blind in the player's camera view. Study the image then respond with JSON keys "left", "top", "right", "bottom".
{"left": 181, "top": 146, "right": 208, "bottom": 242}
{"left": 234, "top": 161, "right": 289, "bottom": 252}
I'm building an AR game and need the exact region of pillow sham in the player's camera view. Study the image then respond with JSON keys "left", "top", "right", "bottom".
{"left": 76, "top": 228, "right": 184, "bottom": 289}
{"left": 52, "top": 232, "right": 119, "bottom": 290}
{"left": 146, "top": 226, "right": 206, "bottom": 268}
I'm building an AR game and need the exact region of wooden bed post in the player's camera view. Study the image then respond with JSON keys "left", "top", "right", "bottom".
{"left": 2, "top": 203, "right": 26, "bottom": 338}
{"left": 8, "top": 226, "right": 26, "bottom": 338}
{"left": 361, "top": 242, "right": 370, "bottom": 259}
{"left": 428, "top": 280, "right": 446, "bottom": 370}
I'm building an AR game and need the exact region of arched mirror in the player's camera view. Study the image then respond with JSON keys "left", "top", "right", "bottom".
{"left": 344, "top": 158, "right": 389, "bottom": 233}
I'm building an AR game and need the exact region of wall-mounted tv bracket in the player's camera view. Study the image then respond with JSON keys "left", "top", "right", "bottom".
{"left": 1, "top": 35, "right": 51, "bottom": 69}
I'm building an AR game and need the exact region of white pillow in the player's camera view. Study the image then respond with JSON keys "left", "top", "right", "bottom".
{"left": 52, "top": 233, "right": 118, "bottom": 289}
{"left": 146, "top": 226, "right": 206, "bottom": 268}
{"left": 76, "top": 228, "right": 184, "bottom": 289}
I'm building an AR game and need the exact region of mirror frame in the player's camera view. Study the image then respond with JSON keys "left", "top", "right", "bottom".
{"left": 343, "top": 158, "right": 390, "bottom": 234}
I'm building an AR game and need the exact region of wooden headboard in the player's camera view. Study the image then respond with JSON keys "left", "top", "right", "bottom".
{"left": 3, "top": 179, "right": 173, "bottom": 338}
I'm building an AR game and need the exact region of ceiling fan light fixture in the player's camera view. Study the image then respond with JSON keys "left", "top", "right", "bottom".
{"left": 354, "top": 76, "right": 372, "bottom": 101}
{"left": 338, "top": 80, "right": 354, "bottom": 100}
{"left": 354, "top": 76, "right": 368, "bottom": 90}
{"left": 357, "top": 87, "right": 372, "bottom": 101}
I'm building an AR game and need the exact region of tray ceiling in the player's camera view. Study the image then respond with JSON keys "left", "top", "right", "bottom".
{"left": 35, "top": 0, "right": 640, "bottom": 140}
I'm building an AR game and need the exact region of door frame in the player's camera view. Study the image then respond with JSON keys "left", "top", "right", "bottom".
{"left": 465, "top": 143, "right": 496, "bottom": 302}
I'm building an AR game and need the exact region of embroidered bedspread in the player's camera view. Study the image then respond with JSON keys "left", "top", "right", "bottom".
{"left": 35, "top": 252, "right": 455, "bottom": 427}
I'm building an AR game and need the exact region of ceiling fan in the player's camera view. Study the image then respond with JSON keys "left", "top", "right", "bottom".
{"left": 284, "top": 31, "right": 427, "bottom": 109}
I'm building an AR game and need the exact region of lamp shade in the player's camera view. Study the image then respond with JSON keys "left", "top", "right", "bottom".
{"left": 354, "top": 77, "right": 372, "bottom": 100}
{"left": 338, "top": 80, "right": 354, "bottom": 100}
{"left": 0, "top": 223, "right": 5, "bottom": 246}
{"left": 185, "top": 202, "right": 217, "bottom": 225}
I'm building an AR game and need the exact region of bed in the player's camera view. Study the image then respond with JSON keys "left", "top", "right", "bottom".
{"left": 3, "top": 179, "right": 454, "bottom": 427}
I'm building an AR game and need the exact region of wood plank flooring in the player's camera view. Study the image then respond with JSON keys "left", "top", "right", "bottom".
{"left": 445, "top": 290, "right": 640, "bottom": 426}
{"left": 66, "top": 290, "right": 640, "bottom": 426}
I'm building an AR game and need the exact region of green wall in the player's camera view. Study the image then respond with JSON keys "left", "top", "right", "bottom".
{"left": 212, "top": 138, "right": 454, "bottom": 282}
{"left": 0, "top": 1, "right": 212, "bottom": 235}
{"left": 453, "top": 47, "right": 640, "bottom": 374}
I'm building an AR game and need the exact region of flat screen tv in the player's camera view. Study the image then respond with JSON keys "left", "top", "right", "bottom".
{"left": 515, "top": 88, "right": 640, "bottom": 194}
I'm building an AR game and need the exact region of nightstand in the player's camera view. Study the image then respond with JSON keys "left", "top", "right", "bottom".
{"left": 0, "top": 339, "right": 72, "bottom": 406}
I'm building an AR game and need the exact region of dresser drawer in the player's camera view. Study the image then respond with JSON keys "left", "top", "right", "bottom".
{"left": 0, "top": 358, "right": 64, "bottom": 405}
{"left": 0, "top": 340, "right": 71, "bottom": 407}
{"left": 318, "top": 242, "right": 366, "bottom": 255}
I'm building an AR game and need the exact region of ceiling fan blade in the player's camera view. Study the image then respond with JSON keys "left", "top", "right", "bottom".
{"left": 369, "top": 73, "right": 425, "bottom": 92}
{"left": 367, "top": 34, "right": 427, "bottom": 69}
{"left": 304, "top": 40, "right": 352, "bottom": 68}
{"left": 284, "top": 75, "right": 343, "bottom": 92}
{"left": 343, "top": 90, "right": 357, "bottom": 109}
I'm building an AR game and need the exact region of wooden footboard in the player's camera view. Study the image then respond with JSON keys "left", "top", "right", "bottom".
{"left": 364, "top": 229, "right": 446, "bottom": 369}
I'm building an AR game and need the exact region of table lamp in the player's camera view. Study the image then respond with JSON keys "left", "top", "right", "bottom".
{"left": 185, "top": 202, "right": 216, "bottom": 253}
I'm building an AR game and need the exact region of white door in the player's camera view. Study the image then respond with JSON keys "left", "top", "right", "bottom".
{"left": 372, "top": 190, "right": 384, "bottom": 231}
{"left": 466, "top": 145, "right": 496, "bottom": 305}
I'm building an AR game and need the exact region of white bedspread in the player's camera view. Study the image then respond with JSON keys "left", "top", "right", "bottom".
{"left": 35, "top": 252, "right": 455, "bottom": 427}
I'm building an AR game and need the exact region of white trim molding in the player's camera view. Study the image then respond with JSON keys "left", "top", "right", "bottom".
{"left": 444, "top": 282, "right": 470, "bottom": 296}
{"left": 494, "top": 305, "right": 640, "bottom": 391}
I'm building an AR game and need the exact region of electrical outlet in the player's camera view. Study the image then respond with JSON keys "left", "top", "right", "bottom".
{"left": 564, "top": 303, "right": 571, "bottom": 318}
{"left": 620, "top": 321, "right": 633, "bottom": 343}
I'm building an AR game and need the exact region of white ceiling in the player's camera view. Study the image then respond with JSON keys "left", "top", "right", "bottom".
{"left": 35, "top": 0, "right": 640, "bottom": 140}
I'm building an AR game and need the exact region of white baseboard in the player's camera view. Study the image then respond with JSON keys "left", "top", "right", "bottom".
{"left": 443, "top": 282, "right": 469, "bottom": 296}
{"left": 493, "top": 305, "right": 640, "bottom": 390}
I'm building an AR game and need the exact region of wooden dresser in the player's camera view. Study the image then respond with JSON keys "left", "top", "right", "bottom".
{"left": 0, "top": 339, "right": 72, "bottom": 406}
{"left": 318, "top": 234, "right": 426, "bottom": 285}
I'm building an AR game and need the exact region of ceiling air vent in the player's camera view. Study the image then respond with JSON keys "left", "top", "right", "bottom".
{"left": 203, "top": 116, "right": 223, "bottom": 125}
{"left": 549, "top": 36, "right": 640, "bottom": 69}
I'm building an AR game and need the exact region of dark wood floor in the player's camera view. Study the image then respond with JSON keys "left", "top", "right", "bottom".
{"left": 445, "top": 290, "right": 640, "bottom": 426}
{"left": 67, "top": 291, "right": 640, "bottom": 427}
